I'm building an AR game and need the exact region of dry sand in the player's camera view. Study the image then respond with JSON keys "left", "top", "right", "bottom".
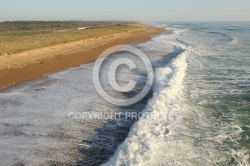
{"left": 0, "top": 28, "right": 164, "bottom": 89}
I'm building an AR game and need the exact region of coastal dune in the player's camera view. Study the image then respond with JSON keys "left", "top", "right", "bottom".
{"left": 0, "top": 23, "right": 164, "bottom": 89}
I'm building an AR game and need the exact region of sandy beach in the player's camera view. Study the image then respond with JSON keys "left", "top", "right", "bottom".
{"left": 0, "top": 26, "right": 164, "bottom": 89}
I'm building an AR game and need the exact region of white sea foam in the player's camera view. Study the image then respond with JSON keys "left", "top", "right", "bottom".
{"left": 104, "top": 29, "right": 189, "bottom": 166}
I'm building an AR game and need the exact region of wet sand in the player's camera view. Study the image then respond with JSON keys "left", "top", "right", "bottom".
{"left": 0, "top": 28, "right": 164, "bottom": 89}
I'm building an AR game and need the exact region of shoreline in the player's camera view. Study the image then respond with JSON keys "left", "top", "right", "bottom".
{"left": 0, "top": 28, "right": 165, "bottom": 89}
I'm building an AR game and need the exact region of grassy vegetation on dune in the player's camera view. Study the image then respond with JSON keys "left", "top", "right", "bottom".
{"left": 0, "top": 30, "right": 55, "bottom": 37}
{"left": 0, "top": 21, "right": 125, "bottom": 31}
{"left": 0, "top": 22, "right": 144, "bottom": 55}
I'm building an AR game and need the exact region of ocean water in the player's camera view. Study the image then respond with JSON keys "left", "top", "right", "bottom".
{"left": 0, "top": 22, "right": 249, "bottom": 166}
{"left": 105, "top": 22, "right": 250, "bottom": 166}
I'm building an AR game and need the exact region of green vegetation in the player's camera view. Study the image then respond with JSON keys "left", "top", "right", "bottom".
{"left": 0, "top": 21, "right": 128, "bottom": 37}
{"left": 0, "top": 30, "right": 54, "bottom": 37}
{"left": 0, "top": 21, "right": 125, "bottom": 31}
{"left": 0, "top": 21, "right": 142, "bottom": 55}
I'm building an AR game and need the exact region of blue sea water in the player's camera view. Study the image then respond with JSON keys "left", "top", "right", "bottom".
{"left": 182, "top": 22, "right": 250, "bottom": 165}
{"left": 106, "top": 22, "right": 250, "bottom": 165}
